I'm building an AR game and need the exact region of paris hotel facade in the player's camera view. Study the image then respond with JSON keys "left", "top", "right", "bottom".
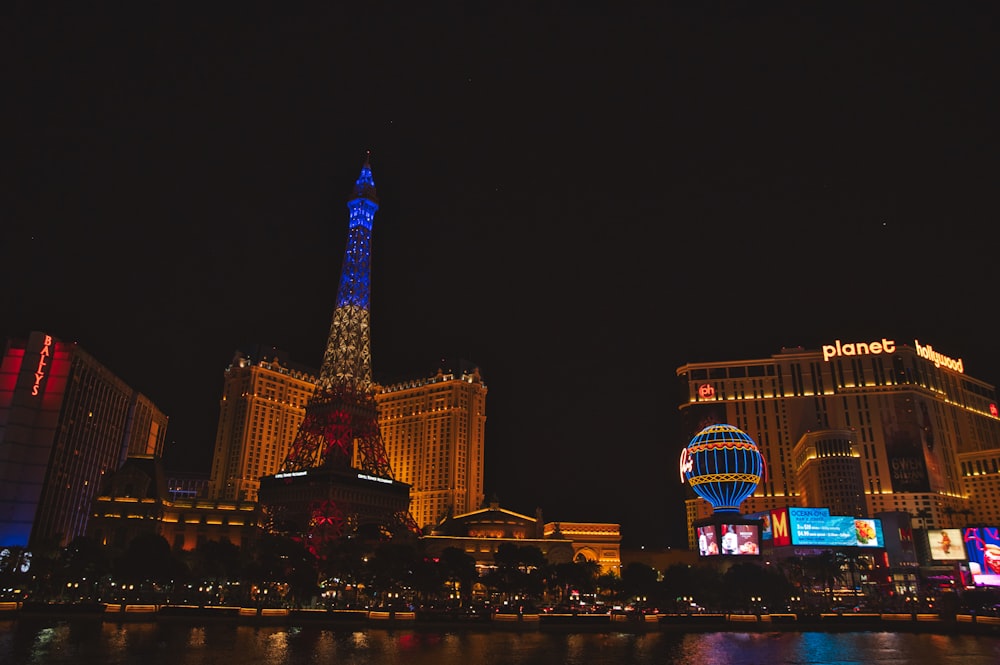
{"left": 208, "top": 348, "right": 486, "bottom": 531}
{"left": 203, "top": 350, "right": 620, "bottom": 571}
{"left": 676, "top": 335, "right": 1000, "bottom": 548}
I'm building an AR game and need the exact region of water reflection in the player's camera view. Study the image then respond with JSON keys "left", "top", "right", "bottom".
{"left": 1, "top": 619, "right": 999, "bottom": 665}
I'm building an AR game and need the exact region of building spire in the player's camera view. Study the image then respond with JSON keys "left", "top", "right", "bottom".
{"left": 351, "top": 150, "right": 378, "bottom": 203}
{"left": 319, "top": 155, "right": 380, "bottom": 390}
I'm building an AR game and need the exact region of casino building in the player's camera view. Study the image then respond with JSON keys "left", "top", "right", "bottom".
{"left": 676, "top": 336, "right": 1000, "bottom": 551}
{"left": 0, "top": 331, "right": 168, "bottom": 548}
{"left": 376, "top": 362, "right": 487, "bottom": 530}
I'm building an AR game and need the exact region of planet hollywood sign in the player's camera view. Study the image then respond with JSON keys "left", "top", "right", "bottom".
{"left": 821, "top": 337, "right": 964, "bottom": 373}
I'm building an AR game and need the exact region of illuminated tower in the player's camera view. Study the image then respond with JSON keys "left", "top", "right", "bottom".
{"left": 259, "top": 155, "right": 416, "bottom": 548}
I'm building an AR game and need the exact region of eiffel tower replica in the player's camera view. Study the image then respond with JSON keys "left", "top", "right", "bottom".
{"left": 258, "top": 154, "right": 419, "bottom": 552}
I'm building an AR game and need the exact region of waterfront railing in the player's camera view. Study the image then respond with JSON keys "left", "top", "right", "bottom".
{"left": 2, "top": 600, "right": 999, "bottom": 634}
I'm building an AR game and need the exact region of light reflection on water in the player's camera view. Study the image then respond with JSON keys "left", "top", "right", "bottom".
{"left": 1, "top": 619, "right": 999, "bottom": 665}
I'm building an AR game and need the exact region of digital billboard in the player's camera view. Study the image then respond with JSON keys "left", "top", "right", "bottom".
{"left": 720, "top": 523, "right": 760, "bottom": 555}
{"left": 747, "top": 510, "right": 772, "bottom": 540}
{"left": 928, "top": 528, "right": 967, "bottom": 561}
{"left": 697, "top": 525, "right": 718, "bottom": 556}
{"left": 881, "top": 394, "right": 947, "bottom": 493}
{"left": 698, "top": 522, "right": 760, "bottom": 557}
{"left": 853, "top": 518, "right": 885, "bottom": 548}
{"left": 772, "top": 507, "right": 884, "bottom": 547}
{"left": 963, "top": 527, "right": 1000, "bottom": 586}
{"left": 791, "top": 513, "right": 857, "bottom": 546}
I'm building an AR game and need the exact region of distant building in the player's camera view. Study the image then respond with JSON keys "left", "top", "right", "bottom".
{"left": 89, "top": 454, "right": 258, "bottom": 551}
{"left": 677, "top": 337, "right": 1000, "bottom": 548}
{"left": 793, "top": 429, "right": 867, "bottom": 518}
{"left": 166, "top": 471, "right": 210, "bottom": 502}
{"left": 956, "top": 448, "right": 1000, "bottom": 527}
{"left": 376, "top": 362, "right": 487, "bottom": 530}
{"left": 542, "top": 521, "right": 622, "bottom": 576}
{"left": 208, "top": 348, "right": 318, "bottom": 503}
{"left": 423, "top": 501, "right": 622, "bottom": 576}
{"left": 620, "top": 546, "right": 698, "bottom": 575}
{"left": 0, "top": 331, "right": 168, "bottom": 548}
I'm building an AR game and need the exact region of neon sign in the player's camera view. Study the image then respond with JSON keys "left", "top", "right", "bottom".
{"left": 914, "top": 340, "right": 963, "bottom": 372}
{"left": 822, "top": 338, "right": 895, "bottom": 362}
{"left": 274, "top": 471, "right": 307, "bottom": 479}
{"left": 678, "top": 447, "right": 693, "bottom": 483}
{"left": 821, "top": 337, "right": 964, "bottom": 373}
{"left": 358, "top": 473, "right": 393, "bottom": 484}
{"left": 31, "top": 335, "right": 53, "bottom": 396}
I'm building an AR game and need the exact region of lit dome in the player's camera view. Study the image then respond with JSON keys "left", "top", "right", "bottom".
{"left": 680, "top": 424, "right": 765, "bottom": 513}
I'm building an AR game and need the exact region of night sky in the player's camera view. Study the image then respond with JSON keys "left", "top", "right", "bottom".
{"left": 5, "top": 4, "right": 1000, "bottom": 548}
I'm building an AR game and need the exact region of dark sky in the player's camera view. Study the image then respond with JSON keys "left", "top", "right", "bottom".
{"left": 4, "top": 3, "right": 1000, "bottom": 548}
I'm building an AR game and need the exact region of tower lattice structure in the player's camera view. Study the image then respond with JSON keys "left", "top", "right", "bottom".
{"left": 265, "top": 155, "right": 418, "bottom": 544}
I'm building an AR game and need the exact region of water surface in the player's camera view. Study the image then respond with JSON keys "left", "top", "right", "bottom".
{"left": 1, "top": 618, "right": 998, "bottom": 665}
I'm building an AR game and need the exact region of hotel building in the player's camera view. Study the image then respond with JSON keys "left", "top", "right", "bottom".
{"left": 208, "top": 347, "right": 318, "bottom": 503}
{"left": 89, "top": 454, "right": 259, "bottom": 552}
{"left": 676, "top": 336, "right": 1000, "bottom": 549}
{"left": 205, "top": 347, "right": 486, "bottom": 532}
{"left": 0, "top": 331, "right": 168, "bottom": 548}
{"left": 423, "top": 501, "right": 622, "bottom": 578}
{"left": 376, "top": 362, "right": 487, "bottom": 530}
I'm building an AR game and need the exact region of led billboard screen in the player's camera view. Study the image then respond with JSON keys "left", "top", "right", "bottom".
{"left": 854, "top": 518, "right": 885, "bottom": 548}
{"left": 747, "top": 511, "right": 772, "bottom": 540}
{"left": 770, "top": 507, "right": 829, "bottom": 547}
{"left": 697, "top": 523, "right": 760, "bottom": 557}
{"left": 963, "top": 527, "right": 1000, "bottom": 586}
{"left": 781, "top": 508, "right": 884, "bottom": 547}
{"left": 792, "top": 514, "right": 857, "bottom": 546}
{"left": 720, "top": 523, "right": 760, "bottom": 555}
{"left": 697, "top": 525, "right": 718, "bottom": 556}
{"left": 928, "top": 528, "right": 966, "bottom": 561}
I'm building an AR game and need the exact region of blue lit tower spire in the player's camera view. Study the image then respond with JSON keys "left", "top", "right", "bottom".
{"left": 279, "top": 154, "right": 394, "bottom": 477}
{"left": 267, "top": 153, "right": 418, "bottom": 545}
{"left": 320, "top": 153, "right": 378, "bottom": 389}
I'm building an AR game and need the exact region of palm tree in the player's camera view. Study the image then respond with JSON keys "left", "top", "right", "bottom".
{"left": 959, "top": 507, "right": 974, "bottom": 526}
{"left": 437, "top": 547, "right": 477, "bottom": 604}
{"left": 943, "top": 506, "right": 956, "bottom": 528}
{"left": 546, "top": 560, "right": 598, "bottom": 606}
{"left": 620, "top": 562, "right": 659, "bottom": 606}
{"left": 799, "top": 551, "right": 845, "bottom": 601}
{"left": 484, "top": 543, "right": 549, "bottom": 604}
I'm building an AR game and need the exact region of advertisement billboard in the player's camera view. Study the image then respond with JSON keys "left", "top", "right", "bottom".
{"left": 697, "top": 525, "right": 718, "bottom": 556}
{"left": 854, "top": 518, "right": 885, "bottom": 548}
{"left": 719, "top": 523, "right": 760, "bottom": 555}
{"left": 791, "top": 512, "right": 858, "bottom": 547}
{"left": 697, "top": 523, "right": 761, "bottom": 557}
{"left": 881, "top": 394, "right": 947, "bottom": 493}
{"left": 928, "top": 528, "right": 966, "bottom": 561}
{"left": 770, "top": 507, "right": 793, "bottom": 547}
{"left": 963, "top": 527, "right": 1000, "bottom": 586}
{"left": 772, "top": 507, "right": 884, "bottom": 547}
{"left": 746, "top": 511, "right": 772, "bottom": 540}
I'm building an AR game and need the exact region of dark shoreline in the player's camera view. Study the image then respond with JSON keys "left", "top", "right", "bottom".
{"left": 2, "top": 602, "right": 999, "bottom": 636}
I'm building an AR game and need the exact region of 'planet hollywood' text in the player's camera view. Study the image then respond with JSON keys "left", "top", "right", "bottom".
{"left": 822, "top": 337, "right": 963, "bottom": 373}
